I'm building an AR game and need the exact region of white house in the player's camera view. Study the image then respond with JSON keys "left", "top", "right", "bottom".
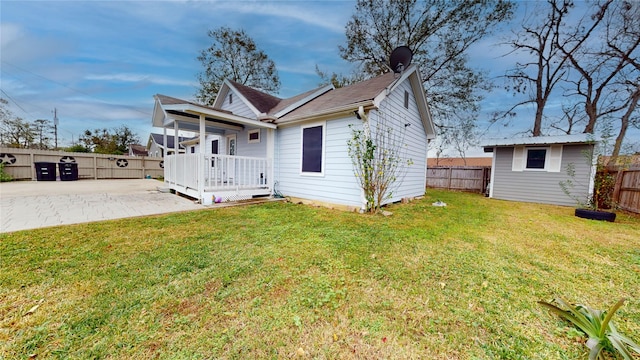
{"left": 151, "top": 64, "right": 436, "bottom": 209}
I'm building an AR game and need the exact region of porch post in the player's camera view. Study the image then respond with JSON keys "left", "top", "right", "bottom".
{"left": 174, "top": 120, "right": 179, "bottom": 187}
{"left": 199, "top": 114, "right": 206, "bottom": 204}
{"left": 163, "top": 128, "right": 168, "bottom": 183}
{"left": 266, "top": 128, "right": 275, "bottom": 195}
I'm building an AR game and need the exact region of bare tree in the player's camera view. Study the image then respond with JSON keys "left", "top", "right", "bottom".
{"left": 196, "top": 27, "right": 280, "bottom": 105}
{"left": 32, "top": 119, "right": 53, "bottom": 150}
{"left": 500, "top": 0, "right": 576, "bottom": 136}
{"left": 339, "top": 0, "right": 515, "bottom": 156}
{"left": 556, "top": 1, "right": 631, "bottom": 129}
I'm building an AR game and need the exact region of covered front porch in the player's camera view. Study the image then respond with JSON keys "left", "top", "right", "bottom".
{"left": 165, "top": 153, "right": 271, "bottom": 204}
{"left": 152, "top": 94, "right": 276, "bottom": 205}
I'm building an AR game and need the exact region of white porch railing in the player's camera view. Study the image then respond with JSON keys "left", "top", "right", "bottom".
{"left": 165, "top": 154, "right": 271, "bottom": 193}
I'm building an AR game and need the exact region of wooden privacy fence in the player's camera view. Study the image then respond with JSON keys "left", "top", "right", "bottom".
{"left": 608, "top": 167, "right": 640, "bottom": 214}
{"left": 0, "top": 148, "right": 164, "bottom": 180}
{"left": 426, "top": 166, "right": 491, "bottom": 194}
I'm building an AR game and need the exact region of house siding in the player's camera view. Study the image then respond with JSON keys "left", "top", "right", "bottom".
{"left": 374, "top": 80, "right": 428, "bottom": 204}
{"left": 274, "top": 117, "right": 362, "bottom": 207}
{"left": 492, "top": 144, "right": 592, "bottom": 206}
{"left": 220, "top": 90, "right": 256, "bottom": 118}
{"left": 235, "top": 128, "right": 267, "bottom": 158}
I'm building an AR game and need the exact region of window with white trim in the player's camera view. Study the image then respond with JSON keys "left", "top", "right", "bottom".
{"left": 512, "top": 145, "right": 563, "bottom": 172}
{"left": 301, "top": 123, "right": 324, "bottom": 174}
{"left": 248, "top": 129, "right": 260, "bottom": 143}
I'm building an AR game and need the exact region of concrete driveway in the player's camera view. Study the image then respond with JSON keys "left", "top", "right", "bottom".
{"left": 0, "top": 179, "right": 204, "bottom": 233}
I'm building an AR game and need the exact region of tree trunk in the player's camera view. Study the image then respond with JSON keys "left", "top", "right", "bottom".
{"left": 608, "top": 86, "right": 640, "bottom": 166}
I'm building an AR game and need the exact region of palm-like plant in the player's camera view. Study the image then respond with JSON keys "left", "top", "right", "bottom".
{"left": 538, "top": 297, "right": 640, "bottom": 359}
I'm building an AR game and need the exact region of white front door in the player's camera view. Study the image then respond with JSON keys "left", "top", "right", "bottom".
{"left": 226, "top": 134, "right": 236, "bottom": 182}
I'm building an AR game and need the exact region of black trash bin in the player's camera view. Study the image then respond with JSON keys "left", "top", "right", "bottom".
{"left": 34, "top": 162, "right": 57, "bottom": 181}
{"left": 58, "top": 162, "right": 78, "bottom": 181}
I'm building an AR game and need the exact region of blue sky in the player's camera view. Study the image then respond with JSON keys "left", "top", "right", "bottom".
{"left": 1, "top": 1, "right": 637, "bottom": 155}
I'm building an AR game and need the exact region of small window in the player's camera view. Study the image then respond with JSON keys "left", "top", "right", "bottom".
{"left": 301, "top": 124, "right": 324, "bottom": 174}
{"left": 526, "top": 148, "right": 547, "bottom": 169}
{"left": 248, "top": 129, "right": 260, "bottom": 144}
{"left": 190, "top": 146, "right": 195, "bottom": 154}
{"left": 229, "top": 93, "right": 233, "bottom": 104}
{"left": 404, "top": 90, "right": 409, "bottom": 108}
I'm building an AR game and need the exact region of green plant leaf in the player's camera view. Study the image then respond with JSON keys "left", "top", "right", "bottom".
{"left": 609, "top": 334, "right": 635, "bottom": 360}
{"left": 600, "top": 298, "right": 625, "bottom": 338}
{"left": 587, "top": 339, "right": 604, "bottom": 360}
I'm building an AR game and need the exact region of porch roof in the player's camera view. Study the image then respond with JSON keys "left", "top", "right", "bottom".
{"left": 153, "top": 94, "right": 276, "bottom": 133}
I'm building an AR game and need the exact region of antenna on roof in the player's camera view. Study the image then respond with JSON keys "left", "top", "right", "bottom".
{"left": 389, "top": 46, "right": 412, "bottom": 74}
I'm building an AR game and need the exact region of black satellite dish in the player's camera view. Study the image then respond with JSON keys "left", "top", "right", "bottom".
{"left": 389, "top": 46, "right": 412, "bottom": 73}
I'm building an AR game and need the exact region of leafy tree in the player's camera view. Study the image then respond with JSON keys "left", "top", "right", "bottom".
{"left": 79, "top": 126, "right": 139, "bottom": 154}
{"left": 0, "top": 99, "right": 35, "bottom": 148}
{"left": 65, "top": 144, "right": 91, "bottom": 153}
{"left": 113, "top": 125, "right": 140, "bottom": 154}
{"left": 339, "top": 0, "right": 515, "bottom": 156}
{"left": 196, "top": 27, "right": 280, "bottom": 105}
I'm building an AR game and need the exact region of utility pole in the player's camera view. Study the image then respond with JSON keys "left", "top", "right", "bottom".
{"left": 53, "top": 108, "right": 58, "bottom": 149}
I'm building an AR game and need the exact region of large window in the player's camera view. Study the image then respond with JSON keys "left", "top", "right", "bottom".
{"left": 301, "top": 124, "right": 324, "bottom": 174}
{"left": 526, "top": 148, "right": 547, "bottom": 169}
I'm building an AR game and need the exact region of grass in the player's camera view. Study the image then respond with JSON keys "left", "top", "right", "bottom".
{"left": 1, "top": 190, "right": 639, "bottom": 359}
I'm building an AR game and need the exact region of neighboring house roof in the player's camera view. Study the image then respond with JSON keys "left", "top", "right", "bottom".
{"left": 148, "top": 133, "right": 188, "bottom": 150}
{"left": 481, "top": 134, "right": 594, "bottom": 147}
{"left": 428, "top": 157, "right": 492, "bottom": 167}
{"left": 128, "top": 144, "right": 148, "bottom": 156}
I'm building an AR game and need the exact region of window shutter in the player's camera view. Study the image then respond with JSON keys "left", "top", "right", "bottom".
{"left": 512, "top": 146, "right": 525, "bottom": 171}
{"left": 548, "top": 145, "right": 563, "bottom": 172}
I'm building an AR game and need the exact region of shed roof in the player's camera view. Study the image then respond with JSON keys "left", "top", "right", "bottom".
{"left": 481, "top": 134, "right": 595, "bottom": 147}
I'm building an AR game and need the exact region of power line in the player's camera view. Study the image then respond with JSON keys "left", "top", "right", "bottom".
{"left": 0, "top": 89, "right": 30, "bottom": 115}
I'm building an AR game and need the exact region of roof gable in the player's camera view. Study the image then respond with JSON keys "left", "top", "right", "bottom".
{"left": 221, "top": 80, "right": 282, "bottom": 115}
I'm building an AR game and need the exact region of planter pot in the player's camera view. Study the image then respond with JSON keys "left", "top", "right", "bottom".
{"left": 574, "top": 208, "right": 616, "bottom": 222}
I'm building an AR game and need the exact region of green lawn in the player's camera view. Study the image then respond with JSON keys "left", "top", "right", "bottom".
{"left": 1, "top": 190, "right": 639, "bottom": 359}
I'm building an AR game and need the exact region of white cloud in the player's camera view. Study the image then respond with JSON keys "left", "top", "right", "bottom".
{"left": 85, "top": 73, "right": 197, "bottom": 87}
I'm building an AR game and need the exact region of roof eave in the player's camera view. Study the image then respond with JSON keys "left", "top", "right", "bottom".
{"left": 273, "top": 84, "right": 335, "bottom": 118}
{"left": 276, "top": 101, "right": 376, "bottom": 125}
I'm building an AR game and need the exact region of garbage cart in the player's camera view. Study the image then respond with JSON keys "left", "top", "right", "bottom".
{"left": 34, "top": 162, "right": 57, "bottom": 181}
{"left": 58, "top": 162, "right": 78, "bottom": 181}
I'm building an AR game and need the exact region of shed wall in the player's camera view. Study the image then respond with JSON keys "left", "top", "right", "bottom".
{"left": 492, "top": 144, "right": 592, "bottom": 206}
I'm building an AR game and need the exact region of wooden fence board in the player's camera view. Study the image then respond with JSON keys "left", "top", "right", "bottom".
{"left": 426, "top": 166, "right": 491, "bottom": 193}
{"left": 0, "top": 148, "right": 164, "bottom": 180}
{"left": 617, "top": 170, "right": 640, "bottom": 213}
